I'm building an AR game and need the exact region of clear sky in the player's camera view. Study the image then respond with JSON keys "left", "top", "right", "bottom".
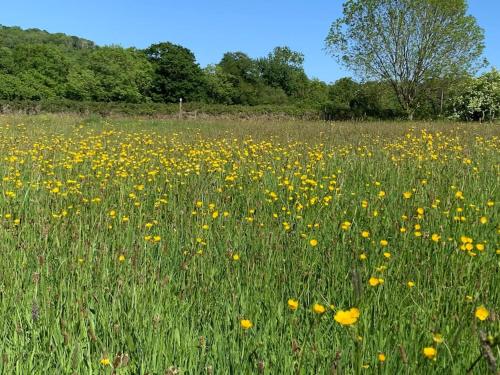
{"left": 2, "top": 0, "right": 498, "bottom": 83}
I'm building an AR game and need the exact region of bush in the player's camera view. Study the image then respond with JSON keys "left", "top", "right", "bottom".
{"left": 0, "top": 99, "right": 323, "bottom": 119}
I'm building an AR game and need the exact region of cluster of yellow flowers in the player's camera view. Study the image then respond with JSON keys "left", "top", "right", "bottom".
{"left": 239, "top": 300, "right": 361, "bottom": 331}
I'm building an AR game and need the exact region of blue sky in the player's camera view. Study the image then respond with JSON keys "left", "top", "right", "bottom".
{"left": 2, "top": 0, "right": 498, "bottom": 83}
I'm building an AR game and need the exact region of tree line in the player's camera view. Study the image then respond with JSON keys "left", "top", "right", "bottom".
{"left": 0, "top": 22, "right": 497, "bottom": 121}
{"left": 0, "top": 26, "right": 323, "bottom": 106}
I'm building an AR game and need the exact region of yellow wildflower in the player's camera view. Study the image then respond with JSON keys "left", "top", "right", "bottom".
{"left": 287, "top": 299, "right": 299, "bottom": 311}
{"left": 423, "top": 347, "right": 437, "bottom": 360}
{"left": 240, "top": 319, "right": 253, "bottom": 330}
{"left": 100, "top": 357, "right": 111, "bottom": 366}
{"left": 431, "top": 233, "right": 441, "bottom": 242}
{"left": 313, "top": 303, "right": 326, "bottom": 314}
{"left": 432, "top": 333, "right": 444, "bottom": 344}
{"left": 334, "top": 307, "right": 360, "bottom": 325}
{"left": 369, "top": 277, "right": 384, "bottom": 286}
{"left": 475, "top": 305, "right": 489, "bottom": 321}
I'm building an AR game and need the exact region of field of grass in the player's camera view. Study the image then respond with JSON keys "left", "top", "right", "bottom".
{"left": 0, "top": 114, "right": 498, "bottom": 374}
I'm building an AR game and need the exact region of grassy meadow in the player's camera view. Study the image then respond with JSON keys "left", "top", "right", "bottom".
{"left": 0, "top": 114, "right": 498, "bottom": 374}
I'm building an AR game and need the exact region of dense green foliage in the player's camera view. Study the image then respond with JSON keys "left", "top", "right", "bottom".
{"left": 0, "top": 22, "right": 496, "bottom": 121}
{"left": 448, "top": 68, "right": 499, "bottom": 122}
{"left": 145, "top": 42, "right": 204, "bottom": 103}
{"left": 0, "top": 99, "right": 323, "bottom": 119}
{"left": 0, "top": 26, "right": 315, "bottom": 108}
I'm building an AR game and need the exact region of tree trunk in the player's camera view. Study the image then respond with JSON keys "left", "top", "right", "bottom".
{"left": 440, "top": 88, "right": 444, "bottom": 115}
{"left": 405, "top": 107, "right": 415, "bottom": 120}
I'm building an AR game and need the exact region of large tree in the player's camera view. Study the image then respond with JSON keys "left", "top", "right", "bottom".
{"left": 87, "top": 47, "right": 153, "bottom": 103}
{"left": 203, "top": 65, "right": 236, "bottom": 104}
{"left": 217, "top": 52, "right": 262, "bottom": 105}
{"left": 145, "top": 42, "right": 205, "bottom": 103}
{"left": 258, "top": 46, "right": 308, "bottom": 98}
{"left": 325, "top": 0, "right": 485, "bottom": 119}
{"left": 217, "top": 51, "right": 291, "bottom": 105}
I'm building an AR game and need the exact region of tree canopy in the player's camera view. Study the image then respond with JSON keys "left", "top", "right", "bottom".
{"left": 449, "top": 68, "right": 499, "bottom": 122}
{"left": 145, "top": 42, "right": 204, "bottom": 103}
{"left": 325, "top": 0, "right": 485, "bottom": 119}
{"left": 0, "top": 23, "right": 495, "bottom": 121}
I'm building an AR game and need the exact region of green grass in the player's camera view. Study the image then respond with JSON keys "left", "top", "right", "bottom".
{"left": 0, "top": 114, "right": 498, "bottom": 374}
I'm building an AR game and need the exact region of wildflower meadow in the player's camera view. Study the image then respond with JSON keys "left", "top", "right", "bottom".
{"left": 0, "top": 115, "right": 498, "bottom": 373}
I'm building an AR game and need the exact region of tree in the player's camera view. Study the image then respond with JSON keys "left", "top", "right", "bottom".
{"left": 325, "top": 0, "right": 485, "bottom": 119}
{"left": 145, "top": 42, "right": 205, "bottom": 103}
{"left": 304, "top": 79, "right": 330, "bottom": 104}
{"left": 11, "top": 44, "right": 72, "bottom": 96}
{"left": 0, "top": 43, "right": 68, "bottom": 100}
{"left": 217, "top": 52, "right": 261, "bottom": 105}
{"left": 0, "top": 25, "right": 95, "bottom": 50}
{"left": 0, "top": 47, "right": 15, "bottom": 73}
{"left": 219, "top": 52, "right": 260, "bottom": 84}
{"left": 0, "top": 73, "right": 40, "bottom": 100}
{"left": 448, "top": 69, "right": 499, "bottom": 122}
{"left": 87, "top": 46, "right": 153, "bottom": 103}
{"left": 203, "top": 65, "right": 236, "bottom": 104}
{"left": 258, "top": 46, "right": 308, "bottom": 98}
{"left": 65, "top": 67, "right": 100, "bottom": 101}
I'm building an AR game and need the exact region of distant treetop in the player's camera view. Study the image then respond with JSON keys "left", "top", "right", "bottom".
{"left": 0, "top": 25, "right": 95, "bottom": 50}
